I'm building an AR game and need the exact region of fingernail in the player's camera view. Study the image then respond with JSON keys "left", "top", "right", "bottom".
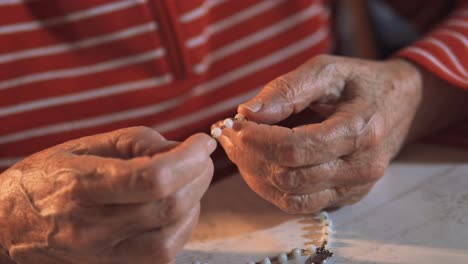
{"left": 240, "top": 101, "right": 262, "bottom": 113}
{"left": 206, "top": 137, "right": 217, "bottom": 150}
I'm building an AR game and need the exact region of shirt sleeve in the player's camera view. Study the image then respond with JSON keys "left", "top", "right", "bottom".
{"left": 395, "top": 1, "right": 468, "bottom": 89}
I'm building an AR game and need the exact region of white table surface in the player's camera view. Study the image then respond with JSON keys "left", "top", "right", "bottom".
{"left": 176, "top": 144, "right": 468, "bottom": 264}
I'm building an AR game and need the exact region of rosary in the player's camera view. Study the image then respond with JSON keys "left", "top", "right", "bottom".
{"left": 244, "top": 211, "right": 333, "bottom": 264}
{"left": 192, "top": 211, "right": 334, "bottom": 264}
{"left": 204, "top": 115, "right": 335, "bottom": 264}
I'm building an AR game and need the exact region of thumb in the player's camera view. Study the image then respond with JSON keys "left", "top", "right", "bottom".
{"left": 238, "top": 55, "right": 344, "bottom": 124}
{"left": 238, "top": 77, "right": 298, "bottom": 124}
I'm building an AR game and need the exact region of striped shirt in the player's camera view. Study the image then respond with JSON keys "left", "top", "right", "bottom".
{"left": 0, "top": 0, "right": 466, "bottom": 172}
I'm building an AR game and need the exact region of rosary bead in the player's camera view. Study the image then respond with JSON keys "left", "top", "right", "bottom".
{"left": 211, "top": 127, "right": 222, "bottom": 138}
{"left": 292, "top": 248, "right": 302, "bottom": 259}
{"left": 308, "top": 245, "right": 317, "bottom": 254}
{"left": 278, "top": 252, "right": 288, "bottom": 263}
{"left": 223, "top": 118, "right": 234, "bottom": 129}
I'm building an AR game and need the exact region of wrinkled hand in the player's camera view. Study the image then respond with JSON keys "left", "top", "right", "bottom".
{"left": 216, "top": 55, "right": 423, "bottom": 213}
{"left": 0, "top": 127, "right": 216, "bottom": 264}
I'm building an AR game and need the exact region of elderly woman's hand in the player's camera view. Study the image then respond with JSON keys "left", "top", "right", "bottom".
{"left": 0, "top": 127, "right": 216, "bottom": 264}
{"left": 216, "top": 55, "right": 426, "bottom": 213}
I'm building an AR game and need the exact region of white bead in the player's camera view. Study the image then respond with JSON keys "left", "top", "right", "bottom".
{"left": 320, "top": 219, "right": 331, "bottom": 227}
{"left": 261, "top": 257, "right": 271, "bottom": 264}
{"left": 246, "top": 261, "right": 256, "bottom": 264}
{"left": 292, "top": 248, "right": 301, "bottom": 259}
{"left": 278, "top": 252, "right": 288, "bottom": 263}
{"left": 223, "top": 118, "right": 234, "bottom": 128}
{"left": 211, "top": 127, "right": 222, "bottom": 138}
{"left": 308, "top": 245, "right": 317, "bottom": 254}
{"left": 235, "top": 113, "right": 246, "bottom": 121}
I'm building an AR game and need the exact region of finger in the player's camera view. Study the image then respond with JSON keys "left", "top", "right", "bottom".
{"left": 111, "top": 204, "right": 200, "bottom": 264}
{"left": 220, "top": 121, "right": 321, "bottom": 167}
{"left": 71, "top": 133, "right": 216, "bottom": 204}
{"left": 149, "top": 157, "right": 212, "bottom": 226}
{"left": 9, "top": 247, "right": 72, "bottom": 264}
{"left": 240, "top": 169, "right": 337, "bottom": 214}
{"left": 237, "top": 55, "right": 347, "bottom": 124}
{"left": 217, "top": 126, "right": 330, "bottom": 192}
{"left": 223, "top": 97, "right": 384, "bottom": 167}
{"left": 61, "top": 163, "right": 211, "bottom": 253}
{"left": 64, "top": 126, "right": 178, "bottom": 158}
{"left": 295, "top": 97, "right": 385, "bottom": 161}
{"left": 73, "top": 159, "right": 212, "bottom": 240}
{"left": 266, "top": 155, "right": 386, "bottom": 195}
{"left": 217, "top": 120, "right": 334, "bottom": 189}
{"left": 267, "top": 161, "right": 340, "bottom": 195}
{"left": 219, "top": 127, "right": 383, "bottom": 195}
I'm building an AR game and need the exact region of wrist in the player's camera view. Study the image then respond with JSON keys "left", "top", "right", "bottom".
{"left": 382, "top": 59, "right": 425, "bottom": 144}
{"left": 385, "top": 59, "right": 424, "bottom": 101}
{"left": 389, "top": 58, "right": 468, "bottom": 142}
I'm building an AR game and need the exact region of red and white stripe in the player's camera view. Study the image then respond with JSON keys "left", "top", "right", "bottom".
{"left": 179, "top": 0, "right": 228, "bottom": 23}
{"left": 0, "top": 0, "right": 331, "bottom": 170}
{"left": 0, "top": 22, "right": 158, "bottom": 64}
{"left": 0, "top": 0, "right": 146, "bottom": 35}
{"left": 1, "top": 0, "right": 466, "bottom": 172}
{"left": 396, "top": 2, "right": 468, "bottom": 88}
